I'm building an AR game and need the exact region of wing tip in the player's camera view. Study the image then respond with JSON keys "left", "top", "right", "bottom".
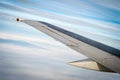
{"left": 16, "top": 18, "right": 23, "bottom": 22}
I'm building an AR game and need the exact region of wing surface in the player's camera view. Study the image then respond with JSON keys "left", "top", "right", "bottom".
{"left": 17, "top": 19, "right": 120, "bottom": 73}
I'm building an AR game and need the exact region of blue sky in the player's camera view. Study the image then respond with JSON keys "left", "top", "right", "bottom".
{"left": 0, "top": 0, "right": 120, "bottom": 80}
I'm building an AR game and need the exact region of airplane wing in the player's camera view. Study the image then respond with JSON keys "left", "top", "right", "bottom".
{"left": 16, "top": 18, "right": 120, "bottom": 73}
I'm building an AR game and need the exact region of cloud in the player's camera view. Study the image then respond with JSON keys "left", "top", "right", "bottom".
{"left": 0, "top": 32, "right": 62, "bottom": 46}
{"left": 1, "top": 43, "right": 119, "bottom": 80}
{"left": 91, "top": 0, "right": 120, "bottom": 10}
{"left": 0, "top": 32, "right": 84, "bottom": 59}
{"left": 0, "top": 2, "right": 27, "bottom": 12}
{"left": 0, "top": 42, "right": 120, "bottom": 80}
{"left": 0, "top": 38, "right": 45, "bottom": 49}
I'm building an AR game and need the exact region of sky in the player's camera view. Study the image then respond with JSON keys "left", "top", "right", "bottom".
{"left": 0, "top": 0, "right": 120, "bottom": 80}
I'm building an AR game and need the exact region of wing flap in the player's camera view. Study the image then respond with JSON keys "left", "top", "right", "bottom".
{"left": 69, "top": 59, "right": 114, "bottom": 72}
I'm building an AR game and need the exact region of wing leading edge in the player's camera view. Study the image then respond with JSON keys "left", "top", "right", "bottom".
{"left": 17, "top": 18, "right": 120, "bottom": 73}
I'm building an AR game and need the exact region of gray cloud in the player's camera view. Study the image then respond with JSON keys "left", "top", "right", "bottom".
{"left": 0, "top": 46, "right": 120, "bottom": 80}
{"left": 0, "top": 38, "right": 45, "bottom": 49}
{"left": 14, "top": 0, "right": 37, "bottom": 5}
{"left": 0, "top": 2, "right": 29, "bottom": 13}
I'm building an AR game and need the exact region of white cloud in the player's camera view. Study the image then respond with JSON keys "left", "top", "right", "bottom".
{"left": 0, "top": 32, "right": 85, "bottom": 60}
{"left": 0, "top": 32, "right": 62, "bottom": 46}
